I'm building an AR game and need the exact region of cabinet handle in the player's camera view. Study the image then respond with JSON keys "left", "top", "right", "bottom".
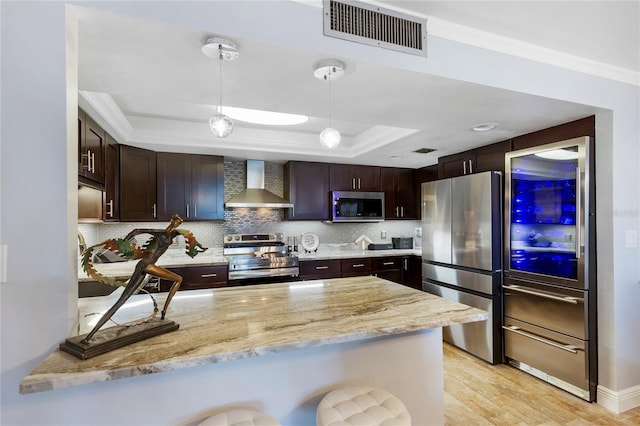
{"left": 194, "top": 204, "right": 197, "bottom": 218}
{"left": 401, "top": 206, "right": 404, "bottom": 217}
{"left": 106, "top": 199, "right": 114, "bottom": 218}
{"left": 503, "top": 325, "right": 579, "bottom": 354}
{"left": 315, "top": 266, "right": 329, "bottom": 270}
{"left": 357, "top": 178, "right": 361, "bottom": 190}
{"left": 186, "top": 204, "right": 190, "bottom": 218}
{"left": 152, "top": 203, "right": 156, "bottom": 218}
{"left": 403, "top": 258, "right": 408, "bottom": 270}
{"left": 200, "top": 273, "right": 217, "bottom": 278}
{"left": 503, "top": 284, "right": 582, "bottom": 304}
{"left": 395, "top": 206, "right": 399, "bottom": 218}
{"left": 352, "top": 263, "right": 365, "bottom": 268}
{"left": 463, "top": 160, "right": 467, "bottom": 175}
{"left": 469, "top": 159, "right": 473, "bottom": 174}
{"left": 383, "top": 261, "right": 395, "bottom": 266}
{"left": 352, "top": 177, "right": 356, "bottom": 190}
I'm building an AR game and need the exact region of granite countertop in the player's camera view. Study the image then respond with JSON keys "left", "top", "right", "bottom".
{"left": 297, "top": 243, "right": 420, "bottom": 260}
{"left": 78, "top": 245, "right": 421, "bottom": 282}
{"left": 21, "top": 276, "right": 486, "bottom": 394}
{"left": 78, "top": 247, "right": 227, "bottom": 282}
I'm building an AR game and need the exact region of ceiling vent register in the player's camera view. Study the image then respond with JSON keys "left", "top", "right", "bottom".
{"left": 323, "top": 0, "right": 427, "bottom": 56}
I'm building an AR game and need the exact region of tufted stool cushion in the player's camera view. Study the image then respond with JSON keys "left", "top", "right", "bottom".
{"left": 316, "top": 386, "right": 411, "bottom": 426}
{"left": 199, "top": 409, "right": 281, "bottom": 426}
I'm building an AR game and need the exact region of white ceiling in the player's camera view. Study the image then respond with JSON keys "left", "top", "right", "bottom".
{"left": 75, "top": 1, "right": 639, "bottom": 168}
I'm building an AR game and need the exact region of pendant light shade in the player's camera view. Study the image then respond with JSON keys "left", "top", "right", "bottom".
{"left": 319, "top": 127, "right": 341, "bottom": 149}
{"left": 209, "top": 113, "right": 234, "bottom": 138}
{"left": 314, "top": 59, "right": 345, "bottom": 149}
{"left": 202, "top": 37, "right": 238, "bottom": 138}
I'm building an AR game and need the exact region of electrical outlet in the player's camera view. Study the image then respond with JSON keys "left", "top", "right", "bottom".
{"left": 625, "top": 230, "right": 638, "bottom": 248}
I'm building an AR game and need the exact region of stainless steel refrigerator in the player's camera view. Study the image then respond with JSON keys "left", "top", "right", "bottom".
{"left": 503, "top": 136, "right": 596, "bottom": 401}
{"left": 421, "top": 171, "right": 503, "bottom": 364}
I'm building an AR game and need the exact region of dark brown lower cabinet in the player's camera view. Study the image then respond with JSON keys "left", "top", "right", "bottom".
{"left": 300, "top": 259, "right": 342, "bottom": 280}
{"left": 159, "top": 265, "right": 228, "bottom": 292}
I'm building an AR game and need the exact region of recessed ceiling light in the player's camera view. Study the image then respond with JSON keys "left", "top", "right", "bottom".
{"left": 222, "top": 106, "right": 309, "bottom": 126}
{"left": 472, "top": 122, "right": 498, "bottom": 132}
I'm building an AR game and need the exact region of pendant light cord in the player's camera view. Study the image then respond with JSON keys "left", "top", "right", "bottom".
{"left": 218, "top": 46, "right": 223, "bottom": 114}
{"left": 327, "top": 67, "right": 333, "bottom": 127}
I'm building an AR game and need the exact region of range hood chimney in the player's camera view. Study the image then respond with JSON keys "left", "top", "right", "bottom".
{"left": 225, "top": 160, "right": 294, "bottom": 209}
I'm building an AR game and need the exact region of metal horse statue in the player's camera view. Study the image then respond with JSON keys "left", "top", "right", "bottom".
{"left": 80, "top": 214, "right": 207, "bottom": 344}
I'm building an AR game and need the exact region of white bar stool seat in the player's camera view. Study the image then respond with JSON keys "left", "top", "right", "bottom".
{"left": 316, "top": 386, "right": 411, "bottom": 426}
{"left": 198, "top": 409, "right": 281, "bottom": 426}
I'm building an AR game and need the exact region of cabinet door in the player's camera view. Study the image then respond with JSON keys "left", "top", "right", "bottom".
{"left": 284, "top": 161, "right": 329, "bottom": 220}
{"left": 402, "top": 256, "right": 423, "bottom": 290}
{"left": 473, "top": 140, "right": 512, "bottom": 174}
{"left": 84, "top": 114, "right": 106, "bottom": 184}
{"left": 119, "top": 145, "right": 157, "bottom": 221}
{"left": 191, "top": 154, "right": 224, "bottom": 220}
{"left": 438, "top": 153, "right": 472, "bottom": 179}
{"left": 352, "top": 165, "right": 380, "bottom": 191}
{"left": 77, "top": 108, "right": 86, "bottom": 176}
{"left": 396, "top": 168, "right": 417, "bottom": 218}
{"left": 381, "top": 168, "right": 417, "bottom": 219}
{"left": 157, "top": 152, "right": 190, "bottom": 220}
{"left": 104, "top": 134, "right": 119, "bottom": 221}
{"left": 329, "top": 164, "right": 355, "bottom": 190}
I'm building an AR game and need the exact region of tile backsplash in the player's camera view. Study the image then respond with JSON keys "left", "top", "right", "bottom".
{"left": 78, "top": 160, "right": 420, "bottom": 248}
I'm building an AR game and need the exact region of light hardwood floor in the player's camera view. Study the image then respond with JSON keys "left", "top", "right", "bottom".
{"left": 443, "top": 343, "right": 640, "bottom": 425}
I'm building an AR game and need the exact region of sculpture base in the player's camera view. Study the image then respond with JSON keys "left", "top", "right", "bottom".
{"left": 60, "top": 318, "right": 179, "bottom": 360}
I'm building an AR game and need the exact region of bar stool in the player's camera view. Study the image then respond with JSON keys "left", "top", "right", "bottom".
{"left": 198, "top": 409, "right": 281, "bottom": 426}
{"left": 316, "top": 386, "right": 411, "bottom": 426}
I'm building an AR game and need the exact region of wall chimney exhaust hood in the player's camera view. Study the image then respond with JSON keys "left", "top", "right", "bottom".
{"left": 225, "top": 160, "right": 294, "bottom": 209}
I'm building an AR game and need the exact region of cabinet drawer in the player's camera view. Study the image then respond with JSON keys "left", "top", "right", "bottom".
{"left": 371, "top": 256, "right": 402, "bottom": 271}
{"left": 504, "top": 317, "right": 589, "bottom": 392}
{"left": 504, "top": 277, "right": 587, "bottom": 339}
{"left": 300, "top": 259, "right": 341, "bottom": 279}
{"left": 341, "top": 258, "right": 372, "bottom": 276}
{"left": 186, "top": 265, "right": 228, "bottom": 289}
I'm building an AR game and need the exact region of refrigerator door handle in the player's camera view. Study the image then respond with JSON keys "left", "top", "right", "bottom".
{"left": 575, "top": 166, "right": 581, "bottom": 259}
{"left": 503, "top": 325, "right": 579, "bottom": 354}
{"left": 503, "top": 284, "right": 582, "bottom": 304}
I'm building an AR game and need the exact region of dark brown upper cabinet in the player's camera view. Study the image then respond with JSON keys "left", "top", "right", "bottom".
{"left": 156, "top": 152, "right": 224, "bottom": 221}
{"left": 78, "top": 108, "right": 106, "bottom": 186}
{"left": 103, "top": 133, "right": 119, "bottom": 221}
{"left": 381, "top": 167, "right": 417, "bottom": 219}
{"left": 329, "top": 164, "right": 380, "bottom": 191}
{"left": 119, "top": 145, "right": 157, "bottom": 221}
{"left": 438, "top": 140, "right": 512, "bottom": 179}
{"left": 284, "top": 161, "right": 330, "bottom": 221}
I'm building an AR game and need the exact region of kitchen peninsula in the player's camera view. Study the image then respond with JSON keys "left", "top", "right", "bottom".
{"left": 21, "top": 276, "right": 486, "bottom": 425}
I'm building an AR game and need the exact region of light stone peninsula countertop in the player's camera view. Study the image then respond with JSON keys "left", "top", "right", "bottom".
{"left": 21, "top": 276, "right": 486, "bottom": 394}
{"left": 78, "top": 245, "right": 421, "bottom": 282}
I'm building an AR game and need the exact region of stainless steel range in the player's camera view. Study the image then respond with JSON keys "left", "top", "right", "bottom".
{"left": 223, "top": 233, "right": 299, "bottom": 284}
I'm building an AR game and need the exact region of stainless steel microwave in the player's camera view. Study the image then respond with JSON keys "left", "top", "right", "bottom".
{"left": 331, "top": 191, "right": 385, "bottom": 222}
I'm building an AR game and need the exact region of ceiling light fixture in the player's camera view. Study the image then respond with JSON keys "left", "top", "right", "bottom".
{"left": 223, "top": 106, "right": 308, "bottom": 126}
{"left": 472, "top": 122, "right": 498, "bottom": 132}
{"left": 314, "top": 59, "right": 346, "bottom": 149}
{"left": 202, "top": 37, "right": 239, "bottom": 138}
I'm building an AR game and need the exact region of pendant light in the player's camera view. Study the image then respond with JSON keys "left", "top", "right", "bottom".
{"left": 314, "top": 59, "right": 345, "bottom": 149}
{"left": 202, "top": 37, "right": 239, "bottom": 138}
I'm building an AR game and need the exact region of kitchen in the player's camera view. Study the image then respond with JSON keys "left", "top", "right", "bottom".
{"left": 1, "top": 1, "right": 639, "bottom": 425}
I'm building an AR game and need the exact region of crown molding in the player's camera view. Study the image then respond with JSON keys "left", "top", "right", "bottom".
{"left": 78, "top": 91, "right": 134, "bottom": 141}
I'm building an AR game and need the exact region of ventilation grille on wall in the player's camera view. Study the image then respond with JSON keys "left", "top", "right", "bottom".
{"left": 323, "top": 0, "right": 427, "bottom": 56}
{"left": 414, "top": 148, "right": 436, "bottom": 154}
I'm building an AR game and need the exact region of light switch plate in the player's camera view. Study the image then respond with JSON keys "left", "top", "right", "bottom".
{"left": 0, "top": 245, "right": 7, "bottom": 283}
{"left": 625, "top": 230, "right": 638, "bottom": 248}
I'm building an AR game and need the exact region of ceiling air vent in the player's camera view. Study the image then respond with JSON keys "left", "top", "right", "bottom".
{"left": 323, "top": 0, "right": 427, "bottom": 56}
{"left": 414, "top": 148, "right": 436, "bottom": 154}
